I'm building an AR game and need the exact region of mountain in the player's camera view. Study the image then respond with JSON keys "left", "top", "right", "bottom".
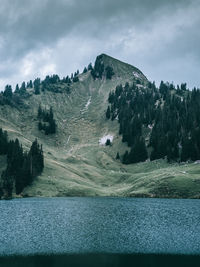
{"left": 0, "top": 54, "right": 200, "bottom": 198}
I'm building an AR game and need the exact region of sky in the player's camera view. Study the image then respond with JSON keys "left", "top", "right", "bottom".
{"left": 0, "top": 0, "right": 200, "bottom": 90}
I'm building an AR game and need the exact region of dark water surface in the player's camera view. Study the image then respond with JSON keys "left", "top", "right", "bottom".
{"left": 0, "top": 197, "right": 200, "bottom": 266}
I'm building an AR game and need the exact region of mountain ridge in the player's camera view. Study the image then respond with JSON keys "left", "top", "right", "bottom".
{"left": 98, "top": 53, "right": 148, "bottom": 79}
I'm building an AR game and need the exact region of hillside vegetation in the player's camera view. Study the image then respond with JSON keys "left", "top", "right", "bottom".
{"left": 0, "top": 54, "right": 200, "bottom": 198}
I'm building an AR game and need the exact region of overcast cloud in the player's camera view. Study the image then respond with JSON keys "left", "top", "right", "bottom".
{"left": 0, "top": 0, "right": 200, "bottom": 89}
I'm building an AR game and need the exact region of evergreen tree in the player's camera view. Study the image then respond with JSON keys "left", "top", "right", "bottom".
{"left": 48, "top": 118, "right": 56, "bottom": 134}
{"left": 33, "top": 78, "right": 40, "bottom": 94}
{"left": 105, "top": 139, "right": 111, "bottom": 146}
{"left": 0, "top": 129, "right": 8, "bottom": 154}
{"left": 3, "top": 85, "right": 12, "bottom": 99}
{"left": 20, "top": 82, "right": 26, "bottom": 94}
{"left": 37, "top": 105, "right": 43, "bottom": 119}
{"left": 91, "top": 55, "right": 104, "bottom": 79}
{"left": 28, "top": 139, "right": 44, "bottom": 178}
{"left": 88, "top": 63, "right": 93, "bottom": 71}
{"left": 105, "top": 66, "right": 114, "bottom": 79}
{"left": 73, "top": 76, "right": 79, "bottom": 83}
{"left": 1, "top": 170, "right": 13, "bottom": 198}
{"left": 83, "top": 67, "right": 87, "bottom": 73}
{"left": 34, "top": 84, "right": 40, "bottom": 95}
{"left": 38, "top": 121, "right": 43, "bottom": 131}
{"left": 29, "top": 80, "right": 33, "bottom": 88}
{"left": 106, "top": 106, "right": 111, "bottom": 119}
{"left": 49, "top": 106, "right": 53, "bottom": 120}
{"left": 21, "top": 152, "right": 32, "bottom": 187}
{"left": 15, "top": 84, "right": 20, "bottom": 93}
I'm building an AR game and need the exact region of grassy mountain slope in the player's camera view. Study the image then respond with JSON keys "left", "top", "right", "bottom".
{"left": 0, "top": 54, "right": 200, "bottom": 198}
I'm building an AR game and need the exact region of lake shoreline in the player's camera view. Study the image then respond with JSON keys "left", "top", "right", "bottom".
{"left": 1, "top": 193, "right": 200, "bottom": 200}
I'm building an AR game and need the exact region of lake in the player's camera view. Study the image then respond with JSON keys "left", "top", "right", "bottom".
{"left": 0, "top": 197, "right": 200, "bottom": 266}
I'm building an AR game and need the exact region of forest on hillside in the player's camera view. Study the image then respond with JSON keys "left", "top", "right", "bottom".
{"left": 0, "top": 129, "right": 44, "bottom": 198}
{"left": 107, "top": 81, "right": 200, "bottom": 164}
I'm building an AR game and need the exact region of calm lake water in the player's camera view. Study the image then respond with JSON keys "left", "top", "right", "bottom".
{"left": 0, "top": 197, "right": 200, "bottom": 255}
{"left": 0, "top": 197, "right": 200, "bottom": 266}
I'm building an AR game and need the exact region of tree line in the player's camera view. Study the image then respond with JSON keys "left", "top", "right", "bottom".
{"left": 0, "top": 55, "right": 115, "bottom": 108}
{"left": 0, "top": 129, "right": 44, "bottom": 198}
{"left": 106, "top": 81, "right": 200, "bottom": 164}
{"left": 0, "top": 70, "right": 82, "bottom": 106}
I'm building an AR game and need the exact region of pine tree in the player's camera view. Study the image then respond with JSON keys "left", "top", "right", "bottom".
{"left": 73, "top": 76, "right": 79, "bottom": 83}
{"left": 34, "top": 84, "right": 40, "bottom": 95}
{"left": 29, "top": 80, "right": 33, "bottom": 88}
{"left": 1, "top": 170, "right": 13, "bottom": 198}
{"left": 0, "top": 129, "right": 8, "bottom": 155}
{"left": 48, "top": 118, "right": 56, "bottom": 134}
{"left": 88, "top": 63, "right": 93, "bottom": 71}
{"left": 15, "top": 84, "right": 20, "bottom": 93}
{"left": 28, "top": 139, "right": 44, "bottom": 178}
{"left": 105, "top": 139, "right": 111, "bottom": 146}
{"left": 91, "top": 55, "right": 104, "bottom": 79}
{"left": 49, "top": 107, "right": 53, "bottom": 120}
{"left": 38, "top": 121, "right": 43, "bottom": 131}
{"left": 116, "top": 152, "right": 120, "bottom": 160}
{"left": 105, "top": 66, "right": 114, "bottom": 79}
{"left": 83, "top": 67, "right": 87, "bottom": 73}
{"left": 38, "top": 105, "right": 42, "bottom": 119}
{"left": 20, "top": 82, "right": 26, "bottom": 94}
{"left": 3, "top": 85, "right": 12, "bottom": 99}
{"left": 106, "top": 106, "right": 111, "bottom": 119}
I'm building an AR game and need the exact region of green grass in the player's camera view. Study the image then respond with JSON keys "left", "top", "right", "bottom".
{"left": 0, "top": 54, "right": 200, "bottom": 198}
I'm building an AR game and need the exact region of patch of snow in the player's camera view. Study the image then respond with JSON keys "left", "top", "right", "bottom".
{"left": 133, "top": 71, "right": 140, "bottom": 78}
{"left": 99, "top": 134, "right": 113, "bottom": 145}
{"left": 80, "top": 96, "right": 91, "bottom": 114}
{"left": 85, "top": 97, "right": 91, "bottom": 109}
{"left": 194, "top": 160, "right": 200, "bottom": 164}
{"left": 155, "top": 100, "right": 160, "bottom": 107}
{"left": 66, "top": 135, "right": 71, "bottom": 145}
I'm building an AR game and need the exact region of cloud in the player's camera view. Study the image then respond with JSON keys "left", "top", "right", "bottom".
{"left": 0, "top": 0, "right": 199, "bottom": 89}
